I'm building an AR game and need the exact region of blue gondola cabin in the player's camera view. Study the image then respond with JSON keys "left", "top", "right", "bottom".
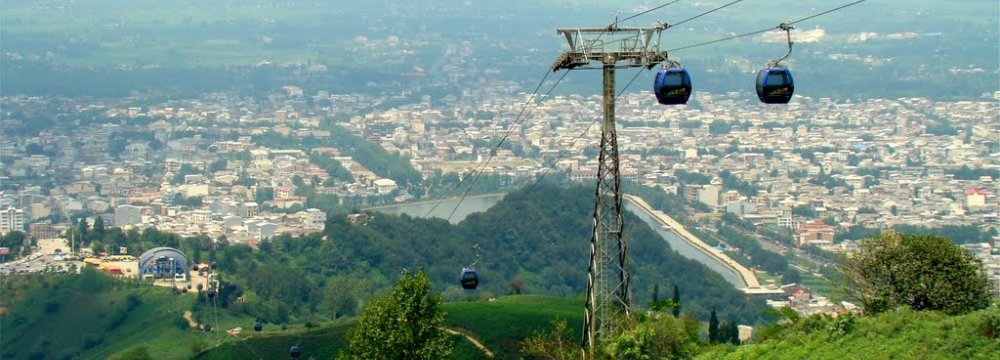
{"left": 654, "top": 68, "right": 692, "bottom": 105}
{"left": 755, "top": 68, "right": 794, "bottom": 104}
{"left": 460, "top": 268, "right": 479, "bottom": 289}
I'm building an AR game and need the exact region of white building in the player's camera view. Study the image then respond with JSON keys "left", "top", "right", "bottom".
{"left": 698, "top": 183, "right": 722, "bottom": 209}
{"left": 305, "top": 208, "right": 327, "bottom": 225}
{"left": 374, "top": 179, "right": 398, "bottom": 195}
{"left": 0, "top": 207, "right": 25, "bottom": 235}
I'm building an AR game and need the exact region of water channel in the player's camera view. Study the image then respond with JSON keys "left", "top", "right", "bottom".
{"left": 366, "top": 193, "right": 507, "bottom": 224}
{"left": 367, "top": 193, "right": 744, "bottom": 288}
{"left": 622, "top": 202, "right": 745, "bottom": 288}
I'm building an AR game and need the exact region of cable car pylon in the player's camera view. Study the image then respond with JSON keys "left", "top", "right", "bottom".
{"left": 551, "top": 22, "right": 668, "bottom": 358}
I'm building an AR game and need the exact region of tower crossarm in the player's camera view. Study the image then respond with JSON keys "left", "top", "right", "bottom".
{"left": 552, "top": 25, "right": 669, "bottom": 71}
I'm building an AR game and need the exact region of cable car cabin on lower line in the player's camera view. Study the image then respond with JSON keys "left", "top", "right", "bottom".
{"left": 460, "top": 268, "right": 479, "bottom": 290}
{"left": 653, "top": 68, "right": 692, "bottom": 105}
{"left": 756, "top": 68, "right": 794, "bottom": 104}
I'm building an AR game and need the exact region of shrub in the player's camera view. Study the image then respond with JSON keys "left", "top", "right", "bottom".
{"left": 844, "top": 233, "right": 991, "bottom": 315}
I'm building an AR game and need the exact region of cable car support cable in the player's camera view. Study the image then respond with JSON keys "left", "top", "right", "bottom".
{"left": 667, "top": 0, "right": 869, "bottom": 53}
{"left": 422, "top": 69, "right": 556, "bottom": 218}
{"left": 443, "top": 70, "right": 570, "bottom": 223}
{"left": 666, "top": 0, "right": 744, "bottom": 30}
{"left": 617, "top": 0, "right": 685, "bottom": 24}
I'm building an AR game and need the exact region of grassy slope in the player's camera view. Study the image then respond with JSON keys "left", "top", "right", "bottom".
{"left": 194, "top": 294, "right": 581, "bottom": 359}
{"left": 696, "top": 307, "right": 1000, "bottom": 360}
{"left": 2, "top": 284, "right": 203, "bottom": 359}
{"left": 444, "top": 295, "right": 583, "bottom": 359}
{"left": 193, "top": 323, "right": 352, "bottom": 360}
{"left": 0, "top": 273, "right": 275, "bottom": 360}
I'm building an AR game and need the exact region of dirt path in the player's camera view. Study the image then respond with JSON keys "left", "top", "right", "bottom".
{"left": 444, "top": 328, "right": 494, "bottom": 358}
{"left": 183, "top": 310, "right": 202, "bottom": 329}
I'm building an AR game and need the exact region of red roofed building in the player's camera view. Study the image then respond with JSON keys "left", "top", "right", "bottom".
{"left": 795, "top": 220, "right": 836, "bottom": 248}
{"left": 965, "top": 188, "right": 987, "bottom": 209}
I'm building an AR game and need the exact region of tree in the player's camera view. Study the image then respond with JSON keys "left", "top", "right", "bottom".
{"left": 255, "top": 187, "right": 274, "bottom": 204}
{"left": 652, "top": 284, "right": 660, "bottom": 303}
{"left": 509, "top": 277, "right": 525, "bottom": 295}
{"left": 346, "top": 269, "right": 451, "bottom": 359}
{"left": 782, "top": 268, "right": 802, "bottom": 285}
{"left": 709, "top": 119, "right": 732, "bottom": 135}
{"left": 844, "top": 233, "right": 991, "bottom": 315}
{"left": 93, "top": 217, "right": 106, "bottom": 242}
{"left": 0, "top": 231, "right": 27, "bottom": 258}
{"left": 728, "top": 321, "right": 740, "bottom": 345}
{"left": 322, "top": 276, "right": 359, "bottom": 319}
{"left": 671, "top": 285, "right": 681, "bottom": 318}
{"left": 708, "top": 307, "right": 719, "bottom": 343}
{"left": 78, "top": 218, "right": 90, "bottom": 243}
{"left": 209, "top": 159, "right": 228, "bottom": 173}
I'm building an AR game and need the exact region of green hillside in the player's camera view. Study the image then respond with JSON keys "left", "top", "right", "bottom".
{"left": 0, "top": 269, "right": 540, "bottom": 360}
{"left": 697, "top": 307, "right": 1000, "bottom": 360}
{"left": 444, "top": 295, "right": 583, "bottom": 359}
{"left": 0, "top": 270, "right": 254, "bottom": 360}
{"left": 195, "top": 294, "right": 580, "bottom": 359}
{"left": 193, "top": 322, "right": 353, "bottom": 360}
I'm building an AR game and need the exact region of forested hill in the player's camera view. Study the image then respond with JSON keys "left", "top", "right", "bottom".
{"left": 216, "top": 183, "right": 767, "bottom": 325}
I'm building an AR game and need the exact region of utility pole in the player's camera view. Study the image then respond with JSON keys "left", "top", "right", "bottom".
{"left": 551, "top": 24, "right": 668, "bottom": 357}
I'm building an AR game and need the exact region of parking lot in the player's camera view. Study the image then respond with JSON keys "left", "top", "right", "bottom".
{"left": 0, "top": 252, "right": 81, "bottom": 275}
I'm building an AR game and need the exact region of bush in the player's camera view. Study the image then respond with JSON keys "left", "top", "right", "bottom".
{"left": 982, "top": 306, "right": 1000, "bottom": 340}
{"left": 844, "top": 233, "right": 991, "bottom": 314}
{"left": 826, "top": 313, "right": 857, "bottom": 340}
{"left": 600, "top": 313, "right": 700, "bottom": 360}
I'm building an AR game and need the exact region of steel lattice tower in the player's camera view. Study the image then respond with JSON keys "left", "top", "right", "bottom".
{"left": 551, "top": 24, "right": 668, "bottom": 357}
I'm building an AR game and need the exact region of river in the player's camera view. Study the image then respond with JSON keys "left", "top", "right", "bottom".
{"left": 365, "top": 193, "right": 507, "bottom": 224}
{"left": 367, "top": 192, "right": 745, "bottom": 288}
